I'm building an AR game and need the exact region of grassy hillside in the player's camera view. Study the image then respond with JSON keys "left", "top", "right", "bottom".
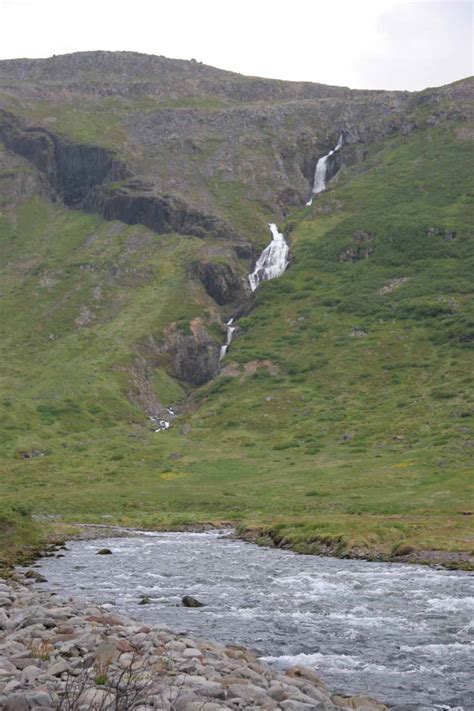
{"left": 1, "top": 113, "right": 472, "bottom": 567}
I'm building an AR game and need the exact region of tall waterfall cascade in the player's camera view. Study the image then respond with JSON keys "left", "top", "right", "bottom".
{"left": 306, "top": 134, "right": 343, "bottom": 206}
{"left": 248, "top": 223, "right": 289, "bottom": 292}
{"left": 219, "top": 223, "right": 289, "bottom": 361}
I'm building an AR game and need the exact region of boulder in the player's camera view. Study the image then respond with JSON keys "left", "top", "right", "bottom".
{"left": 24, "top": 571, "right": 47, "bottom": 583}
{"left": 182, "top": 595, "right": 204, "bottom": 608}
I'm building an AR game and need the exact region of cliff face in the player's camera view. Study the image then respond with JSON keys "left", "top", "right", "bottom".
{"left": 1, "top": 52, "right": 469, "bottom": 241}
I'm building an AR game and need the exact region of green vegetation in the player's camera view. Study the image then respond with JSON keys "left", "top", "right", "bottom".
{"left": 0, "top": 103, "right": 473, "bottom": 567}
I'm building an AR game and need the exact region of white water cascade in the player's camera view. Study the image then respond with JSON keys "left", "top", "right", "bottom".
{"left": 306, "top": 134, "right": 343, "bottom": 206}
{"left": 219, "top": 318, "right": 236, "bottom": 360}
{"left": 248, "top": 223, "right": 289, "bottom": 292}
{"left": 220, "top": 223, "right": 289, "bottom": 361}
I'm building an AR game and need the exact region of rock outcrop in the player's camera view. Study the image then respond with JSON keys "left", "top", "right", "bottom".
{"left": 0, "top": 110, "right": 128, "bottom": 206}
{"left": 193, "top": 261, "right": 247, "bottom": 305}
{"left": 0, "top": 111, "right": 237, "bottom": 241}
{"left": 161, "top": 318, "right": 221, "bottom": 386}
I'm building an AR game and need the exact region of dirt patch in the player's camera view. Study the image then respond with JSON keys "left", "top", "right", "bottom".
{"left": 379, "top": 277, "right": 409, "bottom": 294}
{"left": 243, "top": 360, "right": 280, "bottom": 377}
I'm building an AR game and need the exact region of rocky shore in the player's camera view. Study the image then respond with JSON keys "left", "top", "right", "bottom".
{"left": 0, "top": 573, "right": 388, "bottom": 711}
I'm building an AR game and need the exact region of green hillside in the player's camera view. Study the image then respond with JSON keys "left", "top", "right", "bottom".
{"left": 0, "top": 55, "right": 473, "bottom": 569}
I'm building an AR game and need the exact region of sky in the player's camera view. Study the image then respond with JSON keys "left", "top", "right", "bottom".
{"left": 0, "top": 0, "right": 472, "bottom": 90}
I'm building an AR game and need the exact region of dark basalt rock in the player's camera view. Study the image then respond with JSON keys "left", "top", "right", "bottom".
{"left": 89, "top": 184, "right": 235, "bottom": 240}
{"left": 0, "top": 110, "right": 237, "bottom": 241}
{"left": 0, "top": 110, "right": 128, "bottom": 206}
{"left": 96, "top": 548, "right": 113, "bottom": 555}
{"left": 182, "top": 595, "right": 204, "bottom": 607}
{"left": 234, "top": 242, "right": 254, "bottom": 260}
{"left": 168, "top": 327, "right": 220, "bottom": 386}
{"left": 193, "top": 261, "right": 244, "bottom": 305}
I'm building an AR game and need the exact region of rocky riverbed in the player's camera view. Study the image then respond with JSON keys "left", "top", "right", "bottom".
{"left": 0, "top": 573, "right": 388, "bottom": 711}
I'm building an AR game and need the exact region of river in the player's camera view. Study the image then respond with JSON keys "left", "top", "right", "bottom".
{"left": 31, "top": 530, "right": 474, "bottom": 709}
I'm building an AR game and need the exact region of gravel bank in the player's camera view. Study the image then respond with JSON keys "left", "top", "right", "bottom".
{"left": 0, "top": 573, "right": 388, "bottom": 710}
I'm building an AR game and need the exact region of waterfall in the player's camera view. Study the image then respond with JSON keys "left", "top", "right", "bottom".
{"left": 306, "top": 134, "right": 343, "bottom": 206}
{"left": 150, "top": 416, "right": 171, "bottom": 432}
{"left": 220, "top": 223, "right": 289, "bottom": 361}
{"left": 248, "top": 223, "right": 289, "bottom": 292}
{"left": 219, "top": 319, "right": 236, "bottom": 360}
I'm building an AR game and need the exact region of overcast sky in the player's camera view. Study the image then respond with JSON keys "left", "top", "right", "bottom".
{"left": 0, "top": 0, "right": 472, "bottom": 90}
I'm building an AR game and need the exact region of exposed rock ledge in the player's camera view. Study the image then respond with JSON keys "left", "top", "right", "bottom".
{"left": 0, "top": 574, "right": 388, "bottom": 710}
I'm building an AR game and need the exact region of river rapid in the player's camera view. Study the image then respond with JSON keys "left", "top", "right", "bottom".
{"left": 31, "top": 530, "right": 473, "bottom": 710}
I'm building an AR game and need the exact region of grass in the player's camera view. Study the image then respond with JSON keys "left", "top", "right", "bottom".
{"left": 0, "top": 111, "right": 473, "bottom": 569}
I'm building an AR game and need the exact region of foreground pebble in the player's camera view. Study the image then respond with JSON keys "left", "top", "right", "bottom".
{"left": 0, "top": 574, "right": 388, "bottom": 710}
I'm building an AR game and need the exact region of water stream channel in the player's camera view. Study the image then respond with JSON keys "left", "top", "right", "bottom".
{"left": 31, "top": 531, "right": 473, "bottom": 709}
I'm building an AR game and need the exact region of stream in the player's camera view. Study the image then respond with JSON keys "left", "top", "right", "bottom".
{"left": 31, "top": 530, "right": 474, "bottom": 709}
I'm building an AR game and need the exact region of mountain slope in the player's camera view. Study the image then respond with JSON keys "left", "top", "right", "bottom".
{"left": 0, "top": 53, "right": 473, "bottom": 568}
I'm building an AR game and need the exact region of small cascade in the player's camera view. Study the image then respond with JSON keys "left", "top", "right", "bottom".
{"left": 248, "top": 223, "right": 289, "bottom": 292}
{"left": 151, "top": 404, "right": 176, "bottom": 432}
{"left": 306, "top": 134, "right": 343, "bottom": 206}
{"left": 219, "top": 318, "right": 236, "bottom": 360}
{"left": 150, "top": 416, "right": 171, "bottom": 432}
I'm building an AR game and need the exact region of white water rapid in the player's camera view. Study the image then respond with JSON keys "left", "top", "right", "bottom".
{"left": 33, "top": 531, "right": 474, "bottom": 709}
{"left": 248, "top": 222, "right": 289, "bottom": 292}
{"left": 219, "top": 318, "right": 236, "bottom": 360}
{"left": 306, "top": 134, "right": 343, "bottom": 206}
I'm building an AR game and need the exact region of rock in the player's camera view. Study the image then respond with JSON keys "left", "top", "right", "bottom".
{"left": 286, "top": 666, "right": 326, "bottom": 689}
{"left": 20, "top": 664, "right": 40, "bottom": 685}
{"left": 227, "top": 682, "right": 272, "bottom": 704}
{"left": 280, "top": 701, "right": 321, "bottom": 710}
{"left": 182, "top": 595, "right": 204, "bottom": 608}
{"left": 9, "top": 659, "right": 39, "bottom": 671}
{"left": 190, "top": 679, "right": 226, "bottom": 699}
{"left": 24, "top": 571, "right": 47, "bottom": 583}
{"left": 182, "top": 647, "right": 203, "bottom": 658}
{"left": 48, "top": 659, "right": 69, "bottom": 676}
{"left": 95, "top": 641, "right": 120, "bottom": 668}
{"left": 19, "top": 449, "right": 45, "bottom": 459}
{"left": 3, "top": 680, "right": 22, "bottom": 694}
{"left": 95, "top": 548, "right": 112, "bottom": 555}
{"left": 3, "top": 694, "right": 29, "bottom": 711}
{"left": 339, "top": 231, "right": 374, "bottom": 262}
{"left": 77, "top": 687, "right": 114, "bottom": 707}
{"left": 162, "top": 318, "right": 221, "bottom": 387}
{"left": 194, "top": 260, "right": 245, "bottom": 305}
{"left": 164, "top": 639, "right": 185, "bottom": 652}
{"left": 139, "top": 595, "right": 151, "bottom": 605}
{"left": 0, "top": 608, "right": 10, "bottom": 629}
{"left": 0, "top": 658, "right": 18, "bottom": 675}
{"left": 235, "top": 242, "right": 254, "bottom": 260}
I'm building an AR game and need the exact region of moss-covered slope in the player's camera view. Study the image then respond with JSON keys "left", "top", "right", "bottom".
{"left": 0, "top": 53, "right": 472, "bottom": 566}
